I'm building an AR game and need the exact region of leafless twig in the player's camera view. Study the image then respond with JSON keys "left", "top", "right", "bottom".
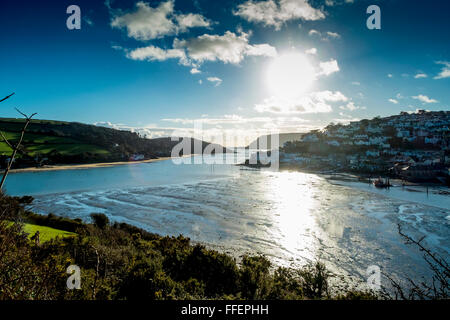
{"left": 0, "top": 92, "right": 14, "bottom": 103}
{"left": 385, "top": 224, "right": 449, "bottom": 299}
{"left": 0, "top": 95, "right": 37, "bottom": 190}
{"left": 0, "top": 131, "right": 14, "bottom": 150}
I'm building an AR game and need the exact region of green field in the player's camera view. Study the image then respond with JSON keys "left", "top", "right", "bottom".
{"left": 22, "top": 223, "right": 76, "bottom": 243}
{"left": 0, "top": 130, "right": 110, "bottom": 157}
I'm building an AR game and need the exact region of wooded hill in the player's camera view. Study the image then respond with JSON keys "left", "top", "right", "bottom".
{"left": 0, "top": 118, "right": 229, "bottom": 168}
{"left": 247, "top": 132, "right": 305, "bottom": 149}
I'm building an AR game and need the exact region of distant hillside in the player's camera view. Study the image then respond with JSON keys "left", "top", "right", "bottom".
{"left": 0, "top": 118, "right": 228, "bottom": 168}
{"left": 248, "top": 132, "right": 305, "bottom": 149}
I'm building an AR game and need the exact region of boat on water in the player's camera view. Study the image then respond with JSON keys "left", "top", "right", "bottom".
{"left": 239, "top": 151, "right": 272, "bottom": 169}
{"left": 372, "top": 177, "right": 391, "bottom": 188}
{"left": 239, "top": 159, "right": 271, "bottom": 169}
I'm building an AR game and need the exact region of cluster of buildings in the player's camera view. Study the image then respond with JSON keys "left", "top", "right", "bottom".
{"left": 280, "top": 110, "right": 450, "bottom": 183}
{"left": 129, "top": 153, "right": 145, "bottom": 161}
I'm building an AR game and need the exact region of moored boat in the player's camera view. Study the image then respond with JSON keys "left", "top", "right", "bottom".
{"left": 373, "top": 177, "right": 391, "bottom": 188}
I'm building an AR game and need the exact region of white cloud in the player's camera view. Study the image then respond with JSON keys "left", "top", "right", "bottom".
{"left": 207, "top": 77, "right": 223, "bottom": 86}
{"left": 308, "top": 29, "right": 320, "bottom": 36}
{"left": 95, "top": 116, "right": 317, "bottom": 147}
{"left": 233, "top": 0, "right": 325, "bottom": 30}
{"left": 414, "top": 73, "right": 427, "bottom": 79}
{"left": 111, "top": 44, "right": 124, "bottom": 51}
{"left": 173, "top": 31, "right": 277, "bottom": 64}
{"left": 311, "top": 90, "right": 348, "bottom": 102}
{"left": 245, "top": 43, "right": 278, "bottom": 57}
{"left": 254, "top": 90, "right": 347, "bottom": 114}
{"left": 83, "top": 16, "right": 94, "bottom": 26}
{"left": 326, "top": 0, "right": 357, "bottom": 6}
{"left": 351, "top": 81, "right": 360, "bottom": 85}
{"left": 94, "top": 121, "right": 172, "bottom": 140}
{"left": 326, "top": 31, "right": 340, "bottom": 39}
{"left": 190, "top": 68, "right": 201, "bottom": 74}
{"left": 127, "top": 45, "right": 187, "bottom": 63}
{"left": 110, "top": 1, "right": 175, "bottom": 40}
{"left": 325, "top": 0, "right": 356, "bottom": 5}
{"left": 94, "top": 121, "right": 125, "bottom": 130}
{"left": 175, "top": 13, "right": 211, "bottom": 32}
{"left": 318, "top": 59, "right": 340, "bottom": 76}
{"left": 126, "top": 31, "right": 276, "bottom": 67}
{"left": 333, "top": 116, "right": 360, "bottom": 124}
{"left": 110, "top": 0, "right": 211, "bottom": 41}
{"left": 198, "top": 79, "right": 203, "bottom": 85}
{"left": 412, "top": 94, "right": 438, "bottom": 104}
{"left": 387, "top": 74, "right": 393, "bottom": 78}
{"left": 305, "top": 47, "right": 317, "bottom": 55}
{"left": 308, "top": 29, "right": 341, "bottom": 40}
{"left": 434, "top": 61, "right": 450, "bottom": 79}
{"left": 161, "top": 114, "right": 316, "bottom": 146}
{"left": 339, "top": 101, "right": 364, "bottom": 111}
{"left": 162, "top": 114, "right": 304, "bottom": 125}
{"left": 389, "top": 98, "right": 398, "bottom": 104}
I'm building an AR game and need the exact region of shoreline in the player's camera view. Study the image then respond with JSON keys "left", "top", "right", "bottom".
{"left": 7, "top": 157, "right": 177, "bottom": 173}
{"left": 6, "top": 153, "right": 237, "bottom": 174}
{"left": 278, "top": 163, "right": 449, "bottom": 188}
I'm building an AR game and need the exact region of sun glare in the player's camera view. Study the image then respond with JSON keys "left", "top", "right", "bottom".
{"left": 266, "top": 52, "right": 316, "bottom": 98}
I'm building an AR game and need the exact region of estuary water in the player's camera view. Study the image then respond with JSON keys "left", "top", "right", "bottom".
{"left": 5, "top": 154, "right": 450, "bottom": 291}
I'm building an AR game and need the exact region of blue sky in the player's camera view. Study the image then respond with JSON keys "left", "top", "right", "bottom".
{"left": 0, "top": 0, "right": 449, "bottom": 145}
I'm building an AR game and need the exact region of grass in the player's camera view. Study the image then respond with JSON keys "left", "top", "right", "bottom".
{"left": 0, "top": 129, "right": 110, "bottom": 157}
{"left": 0, "top": 118, "right": 69, "bottom": 125}
{"left": 22, "top": 223, "right": 76, "bottom": 243}
{"left": 0, "top": 142, "right": 12, "bottom": 155}
{"left": 25, "top": 143, "right": 110, "bottom": 156}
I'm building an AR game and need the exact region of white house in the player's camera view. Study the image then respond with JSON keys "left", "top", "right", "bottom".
{"left": 425, "top": 137, "right": 440, "bottom": 145}
{"left": 366, "top": 150, "right": 380, "bottom": 157}
{"left": 327, "top": 140, "right": 341, "bottom": 147}
{"left": 397, "top": 130, "right": 410, "bottom": 138}
{"left": 367, "top": 126, "right": 383, "bottom": 134}
{"left": 302, "top": 134, "right": 319, "bottom": 142}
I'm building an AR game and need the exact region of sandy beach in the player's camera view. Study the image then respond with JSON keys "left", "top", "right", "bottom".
{"left": 7, "top": 157, "right": 176, "bottom": 174}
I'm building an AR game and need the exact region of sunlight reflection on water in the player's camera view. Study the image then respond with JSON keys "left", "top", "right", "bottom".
{"left": 262, "top": 171, "right": 319, "bottom": 262}
{"left": 7, "top": 156, "right": 450, "bottom": 290}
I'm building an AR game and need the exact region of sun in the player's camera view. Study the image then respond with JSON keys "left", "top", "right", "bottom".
{"left": 266, "top": 52, "right": 316, "bottom": 98}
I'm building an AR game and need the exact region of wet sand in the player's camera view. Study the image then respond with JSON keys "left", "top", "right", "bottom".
{"left": 7, "top": 157, "right": 175, "bottom": 173}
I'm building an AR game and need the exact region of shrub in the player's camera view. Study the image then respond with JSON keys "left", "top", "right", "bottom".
{"left": 267, "top": 267, "right": 303, "bottom": 299}
{"left": 297, "top": 261, "right": 331, "bottom": 299}
{"left": 90, "top": 213, "right": 109, "bottom": 229}
{"left": 239, "top": 255, "right": 272, "bottom": 299}
{"left": 181, "top": 245, "right": 239, "bottom": 297}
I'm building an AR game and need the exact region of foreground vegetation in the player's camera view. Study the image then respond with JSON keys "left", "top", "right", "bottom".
{"left": 0, "top": 193, "right": 447, "bottom": 300}
{"left": 0, "top": 193, "right": 378, "bottom": 300}
{"left": 21, "top": 223, "right": 76, "bottom": 243}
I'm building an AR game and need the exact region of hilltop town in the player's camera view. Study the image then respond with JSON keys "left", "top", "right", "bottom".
{"left": 280, "top": 110, "right": 450, "bottom": 184}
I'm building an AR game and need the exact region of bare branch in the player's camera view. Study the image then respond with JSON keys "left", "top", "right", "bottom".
{"left": 387, "top": 224, "right": 450, "bottom": 299}
{"left": 14, "top": 108, "right": 27, "bottom": 119}
{"left": 398, "top": 224, "right": 449, "bottom": 273}
{"left": 0, "top": 108, "right": 38, "bottom": 190}
{"left": 0, "top": 131, "right": 14, "bottom": 150}
{"left": 14, "top": 108, "right": 37, "bottom": 121}
{"left": 0, "top": 93, "right": 14, "bottom": 103}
